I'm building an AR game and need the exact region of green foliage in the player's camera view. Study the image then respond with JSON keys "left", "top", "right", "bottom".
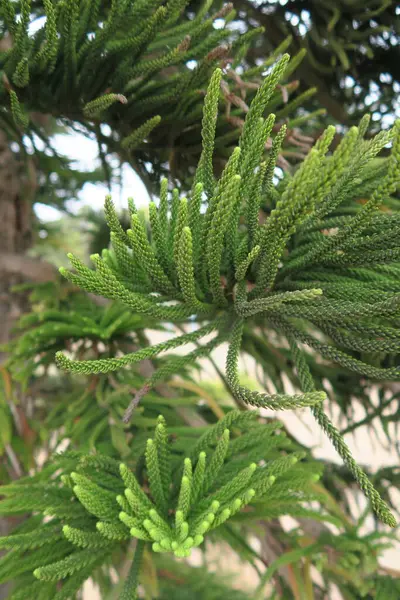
{"left": 233, "top": 0, "right": 399, "bottom": 128}
{"left": 154, "top": 556, "right": 253, "bottom": 599}
{"left": 7, "top": 289, "right": 151, "bottom": 386}
{"left": 0, "top": 412, "right": 321, "bottom": 597}
{"left": 55, "top": 61, "right": 400, "bottom": 526}
{"left": 2, "top": 5, "right": 400, "bottom": 599}
{"left": 0, "top": 0, "right": 314, "bottom": 186}
{"left": 254, "top": 522, "right": 398, "bottom": 600}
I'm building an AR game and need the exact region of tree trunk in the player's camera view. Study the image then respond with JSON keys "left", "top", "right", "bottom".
{"left": 0, "top": 130, "right": 36, "bottom": 598}
{"left": 0, "top": 131, "right": 35, "bottom": 357}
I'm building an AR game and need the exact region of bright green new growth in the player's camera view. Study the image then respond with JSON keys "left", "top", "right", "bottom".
{"left": 120, "top": 418, "right": 260, "bottom": 558}
{"left": 0, "top": 411, "right": 315, "bottom": 596}
{"left": 56, "top": 56, "right": 400, "bottom": 527}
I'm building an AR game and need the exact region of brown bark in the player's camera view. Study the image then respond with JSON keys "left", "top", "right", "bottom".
{"left": 0, "top": 130, "right": 36, "bottom": 598}
{"left": 0, "top": 131, "right": 36, "bottom": 358}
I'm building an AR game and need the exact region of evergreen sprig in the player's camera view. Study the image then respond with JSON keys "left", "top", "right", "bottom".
{"left": 55, "top": 60, "right": 400, "bottom": 526}
{"left": 0, "top": 0, "right": 312, "bottom": 185}
{"left": 5, "top": 291, "right": 152, "bottom": 386}
{"left": 0, "top": 411, "right": 318, "bottom": 597}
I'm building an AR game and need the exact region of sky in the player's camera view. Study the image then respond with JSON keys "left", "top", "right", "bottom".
{"left": 33, "top": 129, "right": 151, "bottom": 222}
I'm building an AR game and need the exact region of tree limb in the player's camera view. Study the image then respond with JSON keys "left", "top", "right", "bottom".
{"left": 233, "top": 0, "right": 350, "bottom": 124}
{"left": 0, "top": 252, "right": 57, "bottom": 283}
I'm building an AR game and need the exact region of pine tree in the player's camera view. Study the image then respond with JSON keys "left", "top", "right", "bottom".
{"left": 0, "top": 0, "right": 317, "bottom": 188}
{"left": 53, "top": 64, "right": 400, "bottom": 529}
{"left": 0, "top": 0, "right": 315, "bottom": 389}
{"left": 0, "top": 413, "right": 323, "bottom": 597}
{"left": 1, "top": 4, "right": 400, "bottom": 600}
